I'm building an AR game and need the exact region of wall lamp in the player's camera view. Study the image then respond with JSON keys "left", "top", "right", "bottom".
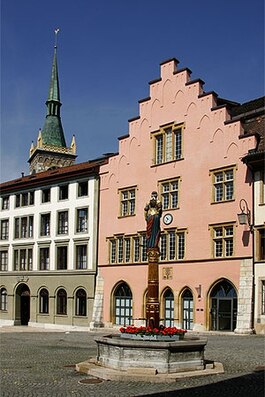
{"left": 237, "top": 199, "right": 253, "bottom": 231}
{"left": 195, "top": 284, "right": 202, "bottom": 299}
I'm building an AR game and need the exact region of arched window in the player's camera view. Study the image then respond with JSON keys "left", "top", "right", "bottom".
{"left": 75, "top": 289, "right": 87, "bottom": 316}
{"left": 163, "top": 289, "right": 174, "bottom": 327}
{"left": 57, "top": 289, "right": 67, "bottom": 315}
{"left": 114, "top": 283, "right": 132, "bottom": 326}
{"left": 182, "top": 289, "right": 194, "bottom": 330}
{"left": 39, "top": 288, "right": 49, "bottom": 314}
{"left": 0, "top": 288, "right": 7, "bottom": 311}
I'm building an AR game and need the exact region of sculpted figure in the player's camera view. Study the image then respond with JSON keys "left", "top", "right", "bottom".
{"left": 144, "top": 191, "right": 162, "bottom": 249}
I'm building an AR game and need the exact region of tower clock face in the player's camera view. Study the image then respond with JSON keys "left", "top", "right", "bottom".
{"left": 163, "top": 213, "right": 173, "bottom": 225}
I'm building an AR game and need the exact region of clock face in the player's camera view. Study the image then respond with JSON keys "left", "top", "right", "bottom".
{"left": 163, "top": 213, "right": 173, "bottom": 225}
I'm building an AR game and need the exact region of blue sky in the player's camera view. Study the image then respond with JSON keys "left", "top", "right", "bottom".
{"left": 1, "top": 0, "right": 264, "bottom": 182}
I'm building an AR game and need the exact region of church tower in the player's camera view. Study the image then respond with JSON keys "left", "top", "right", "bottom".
{"left": 29, "top": 30, "right": 77, "bottom": 174}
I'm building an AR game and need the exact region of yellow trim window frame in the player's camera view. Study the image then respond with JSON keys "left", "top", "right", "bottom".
{"left": 153, "top": 123, "right": 184, "bottom": 165}
{"left": 108, "top": 233, "right": 147, "bottom": 264}
{"left": 119, "top": 187, "right": 136, "bottom": 217}
{"left": 160, "top": 229, "right": 186, "bottom": 261}
{"left": 211, "top": 166, "right": 236, "bottom": 203}
{"left": 159, "top": 178, "right": 180, "bottom": 210}
{"left": 211, "top": 224, "right": 235, "bottom": 258}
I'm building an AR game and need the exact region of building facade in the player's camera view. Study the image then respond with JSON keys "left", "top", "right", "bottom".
{"left": 97, "top": 58, "right": 264, "bottom": 333}
{"left": 0, "top": 161, "right": 105, "bottom": 329}
{"left": 242, "top": 112, "right": 265, "bottom": 334}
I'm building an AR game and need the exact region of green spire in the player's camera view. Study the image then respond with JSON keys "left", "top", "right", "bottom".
{"left": 41, "top": 29, "right": 66, "bottom": 147}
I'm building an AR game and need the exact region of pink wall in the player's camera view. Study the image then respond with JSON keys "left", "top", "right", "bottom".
{"left": 98, "top": 59, "right": 256, "bottom": 328}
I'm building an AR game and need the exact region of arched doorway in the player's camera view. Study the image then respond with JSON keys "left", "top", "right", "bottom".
{"left": 113, "top": 282, "right": 132, "bottom": 326}
{"left": 182, "top": 288, "right": 194, "bottom": 330}
{"left": 210, "top": 280, "right": 237, "bottom": 331}
{"left": 163, "top": 289, "right": 174, "bottom": 327}
{"left": 15, "top": 284, "right": 30, "bottom": 325}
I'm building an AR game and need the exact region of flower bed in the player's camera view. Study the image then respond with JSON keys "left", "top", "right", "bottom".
{"left": 119, "top": 325, "right": 187, "bottom": 340}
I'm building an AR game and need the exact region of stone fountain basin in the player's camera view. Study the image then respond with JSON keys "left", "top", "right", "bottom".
{"left": 95, "top": 334, "right": 208, "bottom": 374}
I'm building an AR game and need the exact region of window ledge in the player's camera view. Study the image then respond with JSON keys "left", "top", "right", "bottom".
{"left": 211, "top": 199, "right": 235, "bottom": 205}
{"left": 118, "top": 214, "right": 136, "bottom": 219}
{"left": 151, "top": 158, "right": 184, "bottom": 168}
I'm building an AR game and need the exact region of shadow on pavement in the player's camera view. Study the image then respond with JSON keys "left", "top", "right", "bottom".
{"left": 138, "top": 371, "right": 264, "bottom": 397}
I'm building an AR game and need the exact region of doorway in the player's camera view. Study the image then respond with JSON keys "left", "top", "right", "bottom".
{"left": 210, "top": 280, "right": 237, "bottom": 331}
{"left": 15, "top": 284, "right": 30, "bottom": 325}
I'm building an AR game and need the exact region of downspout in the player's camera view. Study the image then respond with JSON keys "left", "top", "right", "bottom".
{"left": 247, "top": 162, "right": 255, "bottom": 333}
{"left": 250, "top": 164, "right": 255, "bottom": 333}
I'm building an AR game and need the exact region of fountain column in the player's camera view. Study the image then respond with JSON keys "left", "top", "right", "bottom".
{"left": 146, "top": 247, "right": 160, "bottom": 328}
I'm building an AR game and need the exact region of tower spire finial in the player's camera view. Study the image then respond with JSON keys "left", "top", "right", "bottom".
{"left": 54, "top": 28, "right": 60, "bottom": 48}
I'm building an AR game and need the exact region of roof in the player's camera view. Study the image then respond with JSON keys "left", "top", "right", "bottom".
{"left": 237, "top": 97, "right": 265, "bottom": 169}
{"left": 41, "top": 45, "right": 66, "bottom": 148}
{"left": 0, "top": 158, "right": 108, "bottom": 194}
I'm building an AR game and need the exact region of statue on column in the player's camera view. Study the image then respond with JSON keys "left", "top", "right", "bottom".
{"left": 144, "top": 191, "right": 162, "bottom": 249}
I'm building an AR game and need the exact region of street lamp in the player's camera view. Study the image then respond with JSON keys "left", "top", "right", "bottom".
{"left": 237, "top": 199, "right": 252, "bottom": 231}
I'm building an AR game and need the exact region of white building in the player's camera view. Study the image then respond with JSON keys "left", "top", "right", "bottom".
{"left": 0, "top": 161, "right": 106, "bottom": 329}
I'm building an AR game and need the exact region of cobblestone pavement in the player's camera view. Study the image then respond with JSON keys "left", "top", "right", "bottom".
{"left": 0, "top": 327, "right": 264, "bottom": 397}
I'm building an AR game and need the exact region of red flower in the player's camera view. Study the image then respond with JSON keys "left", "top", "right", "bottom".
{"left": 120, "top": 325, "right": 187, "bottom": 336}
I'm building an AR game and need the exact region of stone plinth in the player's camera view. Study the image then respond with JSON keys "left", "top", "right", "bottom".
{"left": 94, "top": 334, "right": 207, "bottom": 374}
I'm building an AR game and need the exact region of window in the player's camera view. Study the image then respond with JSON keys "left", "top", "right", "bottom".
{"left": 75, "top": 289, "right": 87, "bottom": 316}
{"left": 14, "top": 216, "right": 33, "bottom": 239}
{"left": 57, "top": 246, "right": 68, "bottom": 270}
{"left": 13, "top": 248, "right": 33, "bottom": 271}
{"left": 160, "top": 179, "right": 179, "bottom": 210}
{"left": 58, "top": 211, "right": 68, "bottom": 234}
{"left": 15, "top": 191, "right": 34, "bottom": 207}
{"left": 76, "top": 245, "right": 87, "bottom": 269}
{"left": 117, "top": 237, "right": 124, "bottom": 263}
{"left": 0, "top": 251, "right": 8, "bottom": 271}
{"left": 257, "top": 228, "right": 265, "bottom": 261}
{"left": 76, "top": 208, "right": 88, "bottom": 233}
{"left": 125, "top": 238, "right": 131, "bottom": 263}
{"left": 59, "top": 185, "right": 68, "bottom": 200}
{"left": 39, "top": 247, "right": 50, "bottom": 270}
{"left": 78, "top": 181, "right": 88, "bottom": 197}
{"left": 39, "top": 288, "right": 49, "bottom": 314}
{"left": 212, "top": 224, "right": 234, "bottom": 257}
{"left": 110, "top": 239, "right": 116, "bottom": 264}
{"left": 133, "top": 237, "right": 140, "bottom": 262}
{"left": 42, "top": 188, "right": 51, "bottom": 203}
{"left": 141, "top": 234, "right": 147, "bottom": 262}
{"left": 120, "top": 188, "right": 136, "bottom": 217}
{"left": 0, "top": 220, "right": 9, "bottom": 240}
{"left": 57, "top": 289, "right": 67, "bottom": 315}
{"left": 114, "top": 283, "right": 132, "bottom": 326}
{"left": 164, "top": 289, "right": 174, "bottom": 327}
{"left": 154, "top": 124, "right": 183, "bottom": 165}
{"left": 260, "top": 171, "right": 265, "bottom": 204}
{"left": 2, "top": 196, "right": 9, "bottom": 210}
{"left": 0, "top": 288, "right": 7, "bottom": 311}
{"left": 40, "top": 213, "right": 50, "bottom": 236}
{"left": 159, "top": 230, "right": 186, "bottom": 261}
{"left": 212, "top": 167, "right": 235, "bottom": 202}
{"left": 261, "top": 280, "right": 265, "bottom": 315}
{"left": 109, "top": 233, "right": 148, "bottom": 264}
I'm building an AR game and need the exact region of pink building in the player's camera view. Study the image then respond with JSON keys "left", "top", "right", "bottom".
{"left": 96, "top": 58, "right": 261, "bottom": 333}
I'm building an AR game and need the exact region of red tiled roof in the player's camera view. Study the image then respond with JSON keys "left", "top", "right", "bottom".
{"left": 0, "top": 158, "right": 108, "bottom": 193}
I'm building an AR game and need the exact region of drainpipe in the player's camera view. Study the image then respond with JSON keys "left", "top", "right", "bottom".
{"left": 247, "top": 163, "right": 255, "bottom": 333}
{"left": 250, "top": 165, "right": 255, "bottom": 333}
